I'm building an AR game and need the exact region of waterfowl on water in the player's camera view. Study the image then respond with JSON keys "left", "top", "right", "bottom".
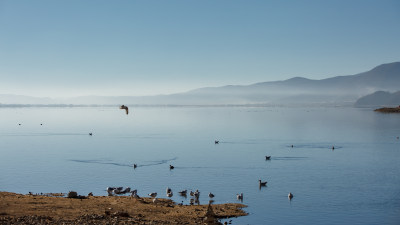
{"left": 133, "top": 164, "right": 137, "bottom": 169}
{"left": 208, "top": 192, "right": 215, "bottom": 198}
{"left": 178, "top": 190, "right": 187, "bottom": 196}
{"left": 215, "top": 140, "right": 219, "bottom": 144}
{"left": 169, "top": 165, "right": 174, "bottom": 170}
{"left": 89, "top": 133, "right": 92, "bottom": 136}
{"left": 288, "top": 192, "right": 293, "bottom": 200}
{"left": 259, "top": 180, "right": 267, "bottom": 186}
{"left": 265, "top": 156, "right": 271, "bottom": 160}
{"left": 237, "top": 193, "right": 243, "bottom": 200}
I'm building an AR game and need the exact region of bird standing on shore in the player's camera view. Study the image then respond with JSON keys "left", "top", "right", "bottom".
{"left": 148, "top": 192, "right": 157, "bottom": 198}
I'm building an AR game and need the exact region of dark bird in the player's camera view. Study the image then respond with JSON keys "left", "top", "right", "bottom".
{"left": 215, "top": 140, "right": 219, "bottom": 144}
{"left": 119, "top": 105, "right": 129, "bottom": 115}
{"left": 178, "top": 190, "right": 187, "bottom": 196}
{"left": 259, "top": 180, "right": 267, "bottom": 186}
{"left": 288, "top": 192, "right": 293, "bottom": 200}
{"left": 89, "top": 133, "right": 93, "bottom": 136}
{"left": 265, "top": 156, "right": 271, "bottom": 160}
{"left": 133, "top": 164, "right": 137, "bottom": 169}
{"left": 169, "top": 165, "right": 174, "bottom": 170}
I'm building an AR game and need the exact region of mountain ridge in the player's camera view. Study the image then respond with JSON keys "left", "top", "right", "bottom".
{"left": 1, "top": 62, "right": 399, "bottom": 105}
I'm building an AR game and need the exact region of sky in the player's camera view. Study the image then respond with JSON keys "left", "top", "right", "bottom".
{"left": 0, "top": 0, "right": 399, "bottom": 97}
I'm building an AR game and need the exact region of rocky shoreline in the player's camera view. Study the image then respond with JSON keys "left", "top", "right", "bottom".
{"left": 0, "top": 192, "right": 247, "bottom": 224}
{"left": 374, "top": 106, "right": 400, "bottom": 113}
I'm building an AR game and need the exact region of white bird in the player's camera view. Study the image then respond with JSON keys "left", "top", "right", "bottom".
{"left": 148, "top": 192, "right": 157, "bottom": 198}
{"left": 288, "top": 192, "right": 293, "bottom": 200}
{"left": 106, "top": 187, "right": 114, "bottom": 196}
{"left": 167, "top": 191, "right": 173, "bottom": 197}
{"left": 208, "top": 192, "right": 215, "bottom": 198}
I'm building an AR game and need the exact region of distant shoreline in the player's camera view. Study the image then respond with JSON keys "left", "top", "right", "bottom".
{"left": 374, "top": 106, "right": 400, "bottom": 113}
{"left": 0, "top": 103, "right": 355, "bottom": 108}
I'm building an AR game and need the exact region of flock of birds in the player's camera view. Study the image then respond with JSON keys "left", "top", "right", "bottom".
{"left": 17, "top": 106, "right": 297, "bottom": 203}
{"left": 103, "top": 139, "right": 294, "bottom": 206}
{"left": 106, "top": 185, "right": 212, "bottom": 205}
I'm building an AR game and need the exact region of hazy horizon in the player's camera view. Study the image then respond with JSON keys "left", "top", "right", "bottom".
{"left": 1, "top": 1, "right": 400, "bottom": 98}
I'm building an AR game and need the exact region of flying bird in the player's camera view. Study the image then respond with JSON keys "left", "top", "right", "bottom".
{"left": 119, "top": 105, "right": 129, "bottom": 115}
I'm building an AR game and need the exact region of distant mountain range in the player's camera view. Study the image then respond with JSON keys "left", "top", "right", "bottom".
{"left": 1, "top": 62, "right": 399, "bottom": 106}
{"left": 355, "top": 91, "right": 400, "bottom": 107}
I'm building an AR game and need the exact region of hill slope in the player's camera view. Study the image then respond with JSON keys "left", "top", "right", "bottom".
{"left": 355, "top": 91, "right": 400, "bottom": 107}
{"left": 1, "top": 62, "right": 399, "bottom": 105}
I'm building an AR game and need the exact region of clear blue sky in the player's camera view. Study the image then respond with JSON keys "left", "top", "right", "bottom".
{"left": 0, "top": 0, "right": 399, "bottom": 97}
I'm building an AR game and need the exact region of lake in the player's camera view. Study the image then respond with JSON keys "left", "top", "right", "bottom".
{"left": 0, "top": 106, "right": 399, "bottom": 224}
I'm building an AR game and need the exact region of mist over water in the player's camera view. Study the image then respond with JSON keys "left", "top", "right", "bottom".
{"left": 0, "top": 106, "right": 399, "bottom": 224}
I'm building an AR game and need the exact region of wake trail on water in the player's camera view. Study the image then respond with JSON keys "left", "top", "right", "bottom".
{"left": 69, "top": 157, "right": 178, "bottom": 168}
{"left": 0, "top": 132, "right": 89, "bottom": 137}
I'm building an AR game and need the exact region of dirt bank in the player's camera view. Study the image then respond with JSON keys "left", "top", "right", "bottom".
{"left": 0, "top": 192, "right": 247, "bottom": 224}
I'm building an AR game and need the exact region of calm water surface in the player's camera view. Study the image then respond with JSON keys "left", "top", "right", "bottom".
{"left": 0, "top": 106, "right": 399, "bottom": 224}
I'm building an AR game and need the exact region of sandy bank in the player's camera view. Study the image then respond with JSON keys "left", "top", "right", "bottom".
{"left": 0, "top": 192, "right": 247, "bottom": 224}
